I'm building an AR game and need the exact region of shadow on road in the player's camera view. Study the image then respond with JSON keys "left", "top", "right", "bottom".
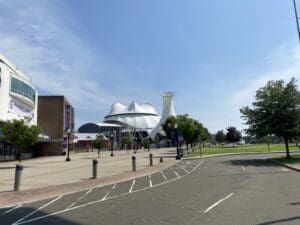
{"left": 222, "top": 159, "right": 275, "bottom": 167}
{"left": 1, "top": 206, "right": 82, "bottom": 225}
{"left": 256, "top": 216, "right": 300, "bottom": 225}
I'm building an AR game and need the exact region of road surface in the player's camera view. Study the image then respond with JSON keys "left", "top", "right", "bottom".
{"left": 1, "top": 153, "right": 300, "bottom": 225}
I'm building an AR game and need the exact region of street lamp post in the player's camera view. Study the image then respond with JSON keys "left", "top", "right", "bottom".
{"left": 65, "top": 129, "right": 71, "bottom": 161}
{"left": 148, "top": 136, "right": 150, "bottom": 151}
{"left": 134, "top": 137, "right": 137, "bottom": 154}
{"left": 174, "top": 123, "right": 180, "bottom": 160}
{"left": 110, "top": 132, "right": 114, "bottom": 156}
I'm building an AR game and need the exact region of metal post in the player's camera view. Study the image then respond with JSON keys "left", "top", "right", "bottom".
{"left": 14, "top": 164, "right": 23, "bottom": 191}
{"left": 160, "top": 156, "right": 163, "bottom": 163}
{"left": 110, "top": 132, "right": 114, "bottom": 156}
{"left": 134, "top": 138, "right": 137, "bottom": 154}
{"left": 66, "top": 130, "right": 71, "bottom": 161}
{"left": 148, "top": 137, "right": 150, "bottom": 151}
{"left": 176, "top": 134, "right": 180, "bottom": 160}
{"left": 149, "top": 153, "right": 153, "bottom": 166}
{"left": 92, "top": 159, "right": 98, "bottom": 179}
{"left": 132, "top": 156, "right": 136, "bottom": 171}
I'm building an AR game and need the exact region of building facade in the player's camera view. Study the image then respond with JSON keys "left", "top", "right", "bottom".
{"left": 36, "top": 96, "right": 74, "bottom": 156}
{"left": 0, "top": 53, "right": 38, "bottom": 125}
{"left": 0, "top": 53, "right": 38, "bottom": 160}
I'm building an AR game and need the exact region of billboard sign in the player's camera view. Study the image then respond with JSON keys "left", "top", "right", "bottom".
{"left": 8, "top": 97, "right": 34, "bottom": 119}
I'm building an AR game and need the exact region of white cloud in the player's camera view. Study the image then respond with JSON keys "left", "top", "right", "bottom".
{"left": 0, "top": 0, "right": 122, "bottom": 126}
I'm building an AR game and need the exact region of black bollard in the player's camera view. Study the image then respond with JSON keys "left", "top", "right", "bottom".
{"left": 92, "top": 159, "right": 98, "bottom": 179}
{"left": 132, "top": 156, "right": 136, "bottom": 171}
{"left": 149, "top": 154, "right": 153, "bottom": 166}
{"left": 14, "top": 164, "right": 23, "bottom": 191}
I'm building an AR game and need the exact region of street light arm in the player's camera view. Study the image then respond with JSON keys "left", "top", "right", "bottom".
{"left": 293, "top": 0, "right": 300, "bottom": 46}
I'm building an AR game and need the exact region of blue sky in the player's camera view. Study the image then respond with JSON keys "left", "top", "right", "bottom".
{"left": 0, "top": 0, "right": 300, "bottom": 133}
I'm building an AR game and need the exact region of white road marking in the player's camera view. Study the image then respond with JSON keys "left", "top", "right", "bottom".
{"left": 66, "top": 189, "right": 93, "bottom": 209}
{"left": 241, "top": 166, "right": 246, "bottom": 171}
{"left": 204, "top": 193, "right": 234, "bottom": 213}
{"left": 281, "top": 168, "right": 288, "bottom": 171}
{"left": 14, "top": 159, "right": 205, "bottom": 225}
{"left": 181, "top": 166, "right": 189, "bottom": 173}
{"left": 149, "top": 174, "right": 152, "bottom": 187}
{"left": 174, "top": 171, "right": 180, "bottom": 179}
{"left": 12, "top": 195, "right": 62, "bottom": 225}
{"left": 129, "top": 179, "right": 136, "bottom": 193}
{"left": 161, "top": 170, "right": 168, "bottom": 181}
{"left": 1, "top": 204, "right": 22, "bottom": 215}
{"left": 101, "top": 185, "right": 115, "bottom": 201}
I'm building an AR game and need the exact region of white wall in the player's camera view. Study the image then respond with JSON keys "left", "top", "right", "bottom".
{"left": 0, "top": 58, "right": 38, "bottom": 126}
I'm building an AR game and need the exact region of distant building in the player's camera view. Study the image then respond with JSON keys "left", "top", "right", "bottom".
{"left": 36, "top": 96, "right": 74, "bottom": 156}
{"left": 0, "top": 53, "right": 38, "bottom": 160}
{"left": 103, "top": 92, "right": 176, "bottom": 138}
{"left": 76, "top": 122, "right": 122, "bottom": 150}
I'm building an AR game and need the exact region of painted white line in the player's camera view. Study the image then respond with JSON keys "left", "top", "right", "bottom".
{"left": 1, "top": 204, "right": 22, "bottom": 215}
{"left": 181, "top": 166, "right": 189, "bottom": 173}
{"left": 241, "top": 166, "right": 246, "bottom": 171}
{"left": 149, "top": 174, "right": 152, "bottom": 187}
{"left": 16, "top": 159, "right": 205, "bottom": 225}
{"left": 174, "top": 171, "right": 180, "bottom": 179}
{"left": 101, "top": 191, "right": 111, "bottom": 201}
{"left": 129, "top": 179, "right": 136, "bottom": 193}
{"left": 112, "top": 184, "right": 117, "bottom": 189}
{"left": 204, "top": 193, "right": 234, "bottom": 213}
{"left": 161, "top": 170, "right": 168, "bottom": 181}
{"left": 66, "top": 189, "right": 93, "bottom": 209}
{"left": 281, "top": 168, "right": 288, "bottom": 171}
{"left": 12, "top": 195, "right": 62, "bottom": 225}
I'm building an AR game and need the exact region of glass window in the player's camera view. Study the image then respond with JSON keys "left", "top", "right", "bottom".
{"left": 10, "top": 76, "right": 36, "bottom": 102}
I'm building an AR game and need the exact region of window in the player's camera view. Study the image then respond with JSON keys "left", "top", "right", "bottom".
{"left": 10, "top": 77, "right": 36, "bottom": 102}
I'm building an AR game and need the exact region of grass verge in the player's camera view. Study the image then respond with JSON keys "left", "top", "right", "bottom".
{"left": 188, "top": 144, "right": 300, "bottom": 158}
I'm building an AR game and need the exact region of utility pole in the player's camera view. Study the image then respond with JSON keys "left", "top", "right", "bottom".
{"left": 293, "top": 0, "right": 300, "bottom": 45}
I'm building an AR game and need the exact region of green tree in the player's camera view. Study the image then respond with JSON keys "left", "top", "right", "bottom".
{"left": 141, "top": 138, "right": 149, "bottom": 149}
{"left": 225, "top": 126, "right": 241, "bottom": 147}
{"left": 162, "top": 115, "right": 210, "bottom": 148}
{"left": 3, "top": 119, "right": 40, "bottom": 162}
{"left": 93, "top": 134, "right": 106, "bottom": 158}
{"left": 121, "top": 136, "right": 133, "bottom": 149}
{"left": 240, "top": 78, "right": 300, "bottom": 158}
{"left": 215, "top": 130, "right": 226, "bottom": 143}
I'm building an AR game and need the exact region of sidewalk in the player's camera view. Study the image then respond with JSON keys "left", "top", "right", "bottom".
{"left": 0, "top": 148, "right": 179, "bottom": 207}
{"left": 0, "top": 148, "right": 177, "bottom": 193}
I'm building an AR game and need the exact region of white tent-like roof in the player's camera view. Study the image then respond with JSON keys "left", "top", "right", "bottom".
{"left": 104, "top": 101, "right": 160, "bottom": 133}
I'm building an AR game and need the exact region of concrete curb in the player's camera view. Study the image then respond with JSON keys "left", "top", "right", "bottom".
{"left": 267, "top": 159, "right": 300, "bottom": 172}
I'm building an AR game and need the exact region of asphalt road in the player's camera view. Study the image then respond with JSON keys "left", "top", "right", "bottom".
{"left": 1, "top": 153, "right": 300, "bottom": 225}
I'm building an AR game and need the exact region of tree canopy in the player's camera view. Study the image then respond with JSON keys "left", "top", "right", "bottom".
{"left": 3, "top": 119, "right": 40, "bottom": 161}
{"left": 225, "top": 126, "right": 241, "bottom": 145}
{"left": 215, "top": 130, "right": 226, "bottom": 143}
{"left": 240, "top": 78, "right": 300, "bottom": 158}
{"left": 162, "top": 115, "right": 210, "bottom": 147}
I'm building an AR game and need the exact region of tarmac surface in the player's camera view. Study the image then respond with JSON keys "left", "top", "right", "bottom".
{"left": 1, "top": 153, "right": 300, "bottom": 225}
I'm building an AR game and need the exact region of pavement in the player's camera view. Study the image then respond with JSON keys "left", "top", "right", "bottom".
{"left": 1, "top": 152, "right": 300, "bottom": 225}
{"left": 0, "top": 148, "right": 177, "bottom": 207}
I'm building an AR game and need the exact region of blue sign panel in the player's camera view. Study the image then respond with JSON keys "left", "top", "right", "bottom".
{"left": 65, "top": 104, "right": 71, "bottom": 132}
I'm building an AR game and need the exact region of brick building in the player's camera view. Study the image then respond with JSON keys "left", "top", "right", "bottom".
{"left": 36, "top": 96, "right": 74, "bottom": 156}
